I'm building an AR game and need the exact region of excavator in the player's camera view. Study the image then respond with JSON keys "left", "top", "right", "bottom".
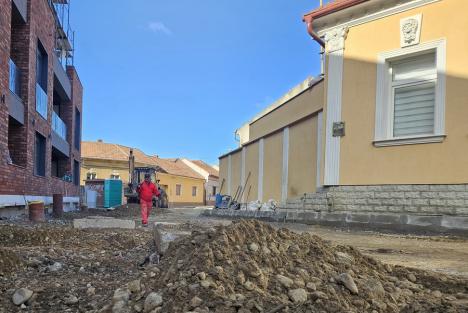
{"left": 124, "top": 149, "right": 169, "bottom": 208}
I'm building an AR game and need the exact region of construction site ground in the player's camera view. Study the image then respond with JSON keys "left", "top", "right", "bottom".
{"left": 1, "top": 205, "right": 468, "bottom": 312}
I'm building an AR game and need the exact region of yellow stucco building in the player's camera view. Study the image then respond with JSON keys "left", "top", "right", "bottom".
{"left": 218, "top": 0, "right": 468, "bottom": 221}
{"left": 81, "top": 141, "right": 206, "bottom": 207}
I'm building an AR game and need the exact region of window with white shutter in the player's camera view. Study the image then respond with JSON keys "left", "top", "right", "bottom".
{"left": 374, "top": 39, "right": 446, "bottom": 147}
{"left": 390, "top": 52, "right": 436, "bottom": 137}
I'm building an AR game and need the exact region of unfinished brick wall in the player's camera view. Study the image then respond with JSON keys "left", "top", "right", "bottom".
{"left": 0, "top": 0, "right": 82, "bottom": 200}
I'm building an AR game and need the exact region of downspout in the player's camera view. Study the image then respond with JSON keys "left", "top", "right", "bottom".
{"left": 306, "top": 19, "right": 325, "bottom": 48}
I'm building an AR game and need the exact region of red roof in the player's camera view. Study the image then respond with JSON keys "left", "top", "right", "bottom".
{"left": 303, "top": 0, "right": 369, "bottom": 22}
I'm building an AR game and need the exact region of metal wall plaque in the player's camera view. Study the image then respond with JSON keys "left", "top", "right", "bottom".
{"left": 332, "top": 122, "right": 345, "bottom": 137}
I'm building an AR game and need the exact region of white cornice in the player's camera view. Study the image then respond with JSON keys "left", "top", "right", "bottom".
{"left": 315, "top": 0, "right": 441, "bottom": 37}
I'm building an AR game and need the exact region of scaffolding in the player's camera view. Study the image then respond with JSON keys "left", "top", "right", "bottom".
{"left": 48, "top": 0, "right": 75, "bottom": 67}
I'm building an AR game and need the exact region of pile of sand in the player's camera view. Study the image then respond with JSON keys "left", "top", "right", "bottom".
{"left": 112, "top": 220, "right": 468, "bottom": 313}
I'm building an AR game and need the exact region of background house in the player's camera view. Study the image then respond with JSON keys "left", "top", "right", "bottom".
{"left": 181, "top": 159, "right": 219, "bottom": 205}
{"left": 81, "top": 140, "right": 207, "bottom": 207}
{"left": 0, "top": 0, "right": 83, "bottom": 216}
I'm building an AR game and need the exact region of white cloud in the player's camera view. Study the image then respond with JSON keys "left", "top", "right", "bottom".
{"left": 147, "top": 21, "right": 172, "bottom": 35}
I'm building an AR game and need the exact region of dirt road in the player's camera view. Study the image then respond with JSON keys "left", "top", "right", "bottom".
{"left": 1, "top": 205, "right": 468, "bottom": 312}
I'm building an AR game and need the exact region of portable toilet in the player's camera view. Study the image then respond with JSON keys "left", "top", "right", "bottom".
{"left": 104, "top": 179, "right": 123, "bottom": 208}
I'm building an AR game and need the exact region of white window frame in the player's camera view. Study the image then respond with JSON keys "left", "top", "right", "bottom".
{"left": 374, "top": 39, "right": 446, "bottom": 147}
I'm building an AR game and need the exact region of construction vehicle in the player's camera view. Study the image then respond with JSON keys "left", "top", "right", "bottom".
{"left": 124, "top": 150, "right": 169, "bottom": 208}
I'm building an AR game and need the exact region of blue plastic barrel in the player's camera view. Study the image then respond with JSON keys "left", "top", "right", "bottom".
{"left": 215, "top": 194, "right": 223, "bottom": 208}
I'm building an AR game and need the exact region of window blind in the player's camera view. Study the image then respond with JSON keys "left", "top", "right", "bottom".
{"left": 393, "top": 82, "right": 435, "bottom": 137}
{"left": 391, "top": 52, "right": 436, "bottom": 137}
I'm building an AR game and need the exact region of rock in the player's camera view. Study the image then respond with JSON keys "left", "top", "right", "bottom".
{"left": 276, "top": 274, "right": 294, "bottom": 288}
{"left": 190, "top": 296, "right": 203, "bottom": 308}
{"left": 144, "top": 292, "right": 163, "bottom": 312}
{"left": 294, "top": 279, "right": 305, "bottom": 287}
{"left": 363, "top": 279, "right": 385, "bottom": 300}
{"left": 112, "top": 300, "right": 130, "bottom": 313}
{"left": 310, "top": 291, "right": 328, "bottom": 301}
{"left": 134, "top": 303, "right": 143, "bottom": 312}
{"left": 197, "top": 272, "right": 207, "bottom": 280}
{"left": 48, "top": 262, "right": 63, "bottom": 272}
{"left": 20, "top": 303, "right": 27, "bottom": 309}
{"left": 262, "top": 246, "right": 271, "bottom": 254}
{"left": 244, "top": 281, "right": 255, "bottom": 291}
{"left": 288, "top": 288, "right": 308, "bottom": 303}
{"left": 248, "top": 243, "right": 259, "bottom": 252}
{"left": 87, "top": 287, "right": 96, "bottom": 296}
{"left": 407, "top": 273, "right": 417, "bottom": 282}
{"left": 384, "top": 264, "right": 393, "bottom": 273}
{"left": 200, "top": 280, "right": 211, "bottom": 288}
{"left": 335, "top": 252, "right": 354, "bottom": 264}
{"left": 306, "top": 282, "right": 317, "bottom": 291}
{"left": 64, "top": 295, "right": 79, "bottom": 305}
{"left": 189, "top": 283, "right": 200, "bottom": 291}
{"left": 128, "top": 279, "right": 141, "bottom": 293}
{"left": 337, "top": 273, "right": 359, "bottom": 294}
{"left": 12, "top": 288, "right": 33, "bottom": 306}
{"left": 431, "top": 290, "right": 442, "bottom": 299}
{"left": 113, "top": 288, "right": 130, "bottom": 304}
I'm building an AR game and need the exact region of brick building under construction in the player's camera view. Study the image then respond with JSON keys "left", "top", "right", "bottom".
{"left": 0, "top": 0, "right": 83, "bottom": 216}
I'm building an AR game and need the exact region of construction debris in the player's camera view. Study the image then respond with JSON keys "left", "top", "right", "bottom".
{"left": 0, "top": 223, "right": 152, "bottom": 312}
{"left": 108, "top": 220, "right": 468, "bottom": 313}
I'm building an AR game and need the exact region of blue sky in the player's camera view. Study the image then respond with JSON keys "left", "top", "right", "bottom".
{"left": 73, "top": 0, "right": 323, "bottom": 165}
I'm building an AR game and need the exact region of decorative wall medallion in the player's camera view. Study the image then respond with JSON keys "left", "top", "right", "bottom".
{"left": 324, "top": 27, "right": 348, "bottom": 53}
{"left": 400, "top": 14, "right": 422, "bottom": 47}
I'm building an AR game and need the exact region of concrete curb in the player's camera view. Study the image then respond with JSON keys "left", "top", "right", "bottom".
{"left": 73, "top": 217, "right": 136, "bottom": 229}
{"left": 202, "top": 209, "right": 468, "bottom": 235}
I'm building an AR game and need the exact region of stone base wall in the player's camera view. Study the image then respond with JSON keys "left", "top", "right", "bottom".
{"left": 282, "top": 185, "right": 468, "bottom": 216}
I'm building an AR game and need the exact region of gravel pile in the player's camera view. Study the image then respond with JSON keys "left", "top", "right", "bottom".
{"left": 108, "top": 220, "right": 468, "bottom": 313}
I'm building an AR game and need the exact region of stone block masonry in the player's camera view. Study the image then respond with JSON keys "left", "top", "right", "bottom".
{"left": 202, "top": 184, "right": 468, "bottom": 235}
{"left": 282, "top": 185, "right": 468, "bottom": 216}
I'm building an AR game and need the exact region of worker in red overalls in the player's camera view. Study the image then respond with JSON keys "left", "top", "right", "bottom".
{"left": 137, "top": 173, "right": 160, "bottom": 226}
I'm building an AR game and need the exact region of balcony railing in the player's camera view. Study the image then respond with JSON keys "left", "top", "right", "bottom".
{"left": 49, "top": 0, "right": 75, "bottom": 67}
{"left": 52, "top": 111, "right": 67, "bottom": 140}
{"left": 36, "top": 83, "right": 48, "bottom": 119}
{"left": 9, "top": 59, "right": 21, "bottom": 97}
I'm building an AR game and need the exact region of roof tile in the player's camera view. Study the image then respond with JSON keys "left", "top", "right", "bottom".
{"left": 82, "top": 141, "right": 205, "bottom": 180}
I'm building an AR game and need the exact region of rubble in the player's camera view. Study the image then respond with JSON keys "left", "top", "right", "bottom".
{"left": 110, "top": 220, "right": 468, "bottom": 313}
{"left": 12, "top": 288, "right": 33, "bottom": 305}
{"left": 0, "top": 223, "right": 152, "bottom": 312}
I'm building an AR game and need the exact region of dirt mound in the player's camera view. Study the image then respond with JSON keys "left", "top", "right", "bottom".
{"left": 115, "top": 220, "right": 468, "bottom": 313}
